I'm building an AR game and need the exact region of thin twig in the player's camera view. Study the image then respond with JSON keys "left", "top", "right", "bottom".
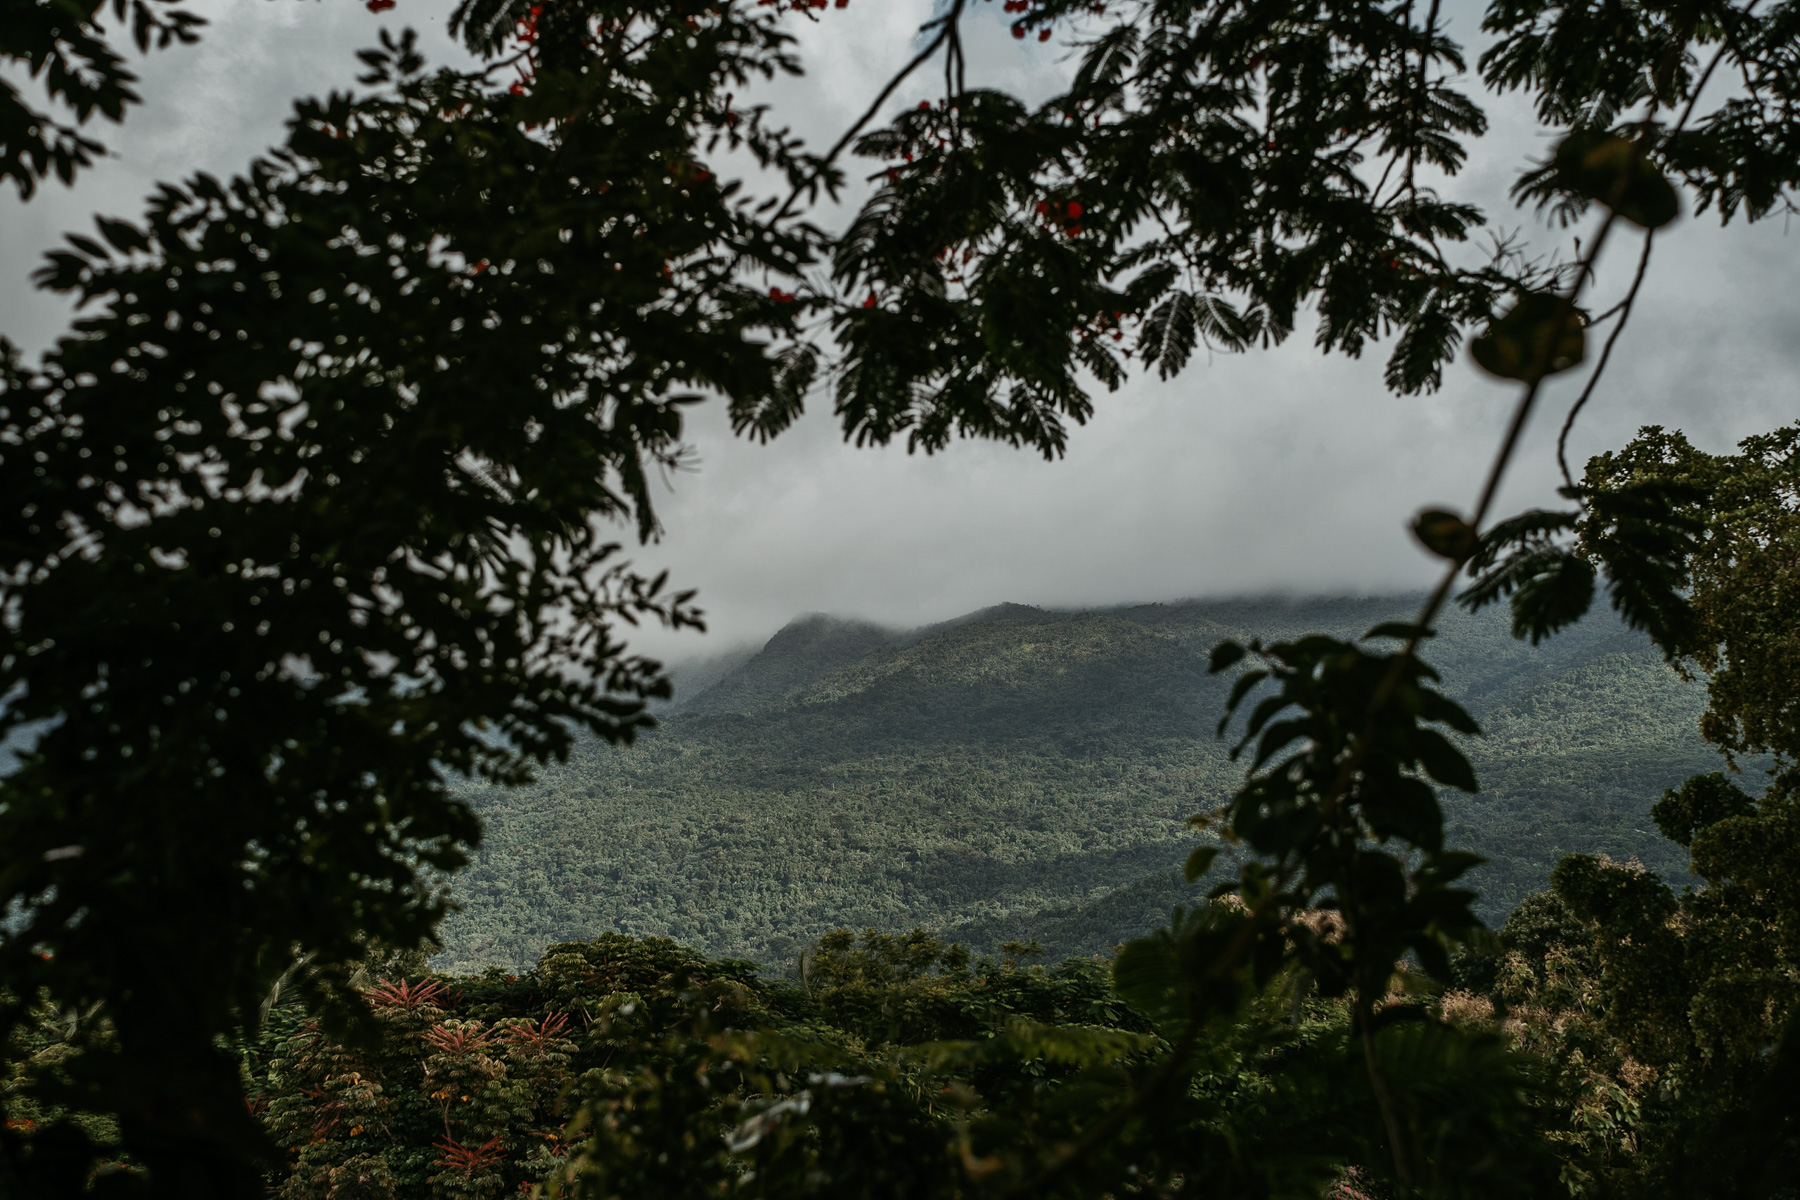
{"left": 1308, "top": 17, "right": 1764, "bottom": 1170}
{"left": 1342, "top": 3, "right": 1752, "bottom": 823}
{"left": 1557, "top": 230, "right": 1655, "bottom": 489}
{"left": 1004, "top": 867, "right": 1305, "bottom": 1199}
{"left": 1546, "top": 13, "right": 1750, "bottom": 488}
{"left": 1359, "top": 995, "right": 1410, "bottom": 1186}
{"left": 768, "top": 0, "right": 967, "bottom": 227}
{"left": 1310, "top": 184, "right": 1628, "bottom": 1192}
{"left": 1402, "top": 0, "right": 1445, "bottom": 202}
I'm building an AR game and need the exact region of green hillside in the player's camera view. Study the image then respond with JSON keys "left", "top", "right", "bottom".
{"left": 436, "top": 596, "right": 1723, "bottom": 972}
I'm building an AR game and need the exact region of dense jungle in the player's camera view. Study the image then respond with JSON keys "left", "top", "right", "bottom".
{"left": 438, "top": 594, "right": 1722, "bottom": 971}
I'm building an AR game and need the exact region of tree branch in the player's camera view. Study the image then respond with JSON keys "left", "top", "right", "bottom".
{"left": 769, "top": 0, "right": 967, "bottom": 226}
{"left": 1558, "top": 230, "right": 1656, "bottom": 490}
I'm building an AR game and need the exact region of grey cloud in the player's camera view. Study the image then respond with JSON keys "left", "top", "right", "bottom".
{"left": 2, "top": 1, "right": 1793, "bottom": 666}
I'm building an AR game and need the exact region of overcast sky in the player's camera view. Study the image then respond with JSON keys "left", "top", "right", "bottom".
{"left": 4, "top": 0, "right": 1795, "bottom": 663}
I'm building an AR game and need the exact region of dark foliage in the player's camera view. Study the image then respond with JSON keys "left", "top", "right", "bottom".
{"left": 1, "top": 5, "right": 827, "bottom": 1186}
{"left": 3, "top": 0, "right": 1798, "bottom": 1194}
{"left": 1, "top": 0, "right": 205, "bottom": 198}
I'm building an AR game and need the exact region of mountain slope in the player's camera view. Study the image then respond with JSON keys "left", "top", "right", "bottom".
{"left": 437, "top": 596, "right": 1720, "bottom": 971}
{"left": 677, "top": 614, "right": 899, "bottom": 716}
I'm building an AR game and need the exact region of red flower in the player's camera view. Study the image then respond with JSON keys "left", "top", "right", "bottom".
{"left": 1039, "top": 27, "right": 1052, "bottom": 40}
{"left": 1012, "top": 25, "right": 1026, "bottom": 38}
{"left": 366, "top": 0, "right": 395, "bottom": 10}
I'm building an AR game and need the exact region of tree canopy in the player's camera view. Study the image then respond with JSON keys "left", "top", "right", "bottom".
{"left": 2, "top": 0, "right": 1797, "bottom": 1195}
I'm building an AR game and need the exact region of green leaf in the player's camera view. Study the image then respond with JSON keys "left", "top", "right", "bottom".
{"left": 1364, "top": 621, "right": 1432, "bottom": 642}
{"left": 1413, "top": 728, "right": 1479, "bottom": 793}
{"left": 1412, "top": 508, "right": 1477, "bottom": 560}
{"left": 1140, "top": 291, "right": 1199, "bottom": 379}
{"left": 1458, "top": 505, "right": 1599, "bottom": 644}
{"left": 95, "top": 216, "right": 150, "bottom": 254}
{"left": 1509, "top": 551, "right": 1597, "bottom": 644}
{"left": 1110, "top": 929, "right": 1186, "bottom": 1025}
{"left": 1469, "top": 291, "right": 1586, "bottom": 381}
{"left": 1551, "top": 130, "right": 1681, "bottom": 230}
{"left": 65, "top": 234, "right": 110, "bottom": 260}
{"left": 1183, "top": 845, "right": 1220, "bottom": 883}
{"left": 1580, "top": 479, "right": 1706, "bottom": 655}
{"left": 1462, "top": 508, "right": 1579, "bottom": 579}
{"left": 1363, "top": 778, "right": 1444, "bottom": 849}
{"left": 1208, "top": 640, "right": 1246, "bottom": 674}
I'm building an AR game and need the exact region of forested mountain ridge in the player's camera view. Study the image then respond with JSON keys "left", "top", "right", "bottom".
{"left": 675, "top": 613, "right": 899, "bottom": 716}
{"left": 436, "top": 595, "right": 1719, "bottom": 972}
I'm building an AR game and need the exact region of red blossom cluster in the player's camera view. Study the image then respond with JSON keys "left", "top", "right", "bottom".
{"left": 1035, "top": 197, "right": 1084, "bottom": 237}
{"left": 505, "top": 4, "right": 544, "bottom": 96}
{"left": 769, "top": 286, "right": 797, "bottom": 302}
{"left": 1001, "top": 0, "right": 1053, "bottom": 39}
{"left": 366, "top": 0, "right": 395, "bottom": 12}
{"left": 758, "top": 0, "right": 851, "bottom": 9}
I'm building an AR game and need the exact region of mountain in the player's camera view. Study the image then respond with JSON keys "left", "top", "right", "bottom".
{"left": 435, "top": 595, "right": 1725, "bottom": 972}
{"left": 675, "top": 614, "right": 899, "bottom": 716}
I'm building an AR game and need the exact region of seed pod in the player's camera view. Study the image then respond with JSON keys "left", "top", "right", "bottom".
{"left": 1412, "top": 509, "right": 1478, "bottom": 560}
{"left": 1551, "top": 130, "right": 1681, "bottom": 230}
{"left": 1470, "top": 291, "right": 1587, "bottom": 382}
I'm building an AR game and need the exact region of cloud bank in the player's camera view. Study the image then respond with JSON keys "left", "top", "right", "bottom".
{"left": 3, "top": 0, "right": 1794, "bottom": 661}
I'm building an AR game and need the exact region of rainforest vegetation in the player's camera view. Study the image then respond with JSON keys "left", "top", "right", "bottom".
{"left": 3, "top": 0, "right": 1799, "bottom": 1197}
{"left": 438, "top": 594, "right": 1720, "bottom": 971}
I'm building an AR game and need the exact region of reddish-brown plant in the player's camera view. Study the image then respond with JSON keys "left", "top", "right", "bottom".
{"left": 366, "top": 977, "right": 449, "bottom": 1012}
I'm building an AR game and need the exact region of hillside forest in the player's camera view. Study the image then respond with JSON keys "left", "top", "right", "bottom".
{"left": 438, "top": 595, "right": 1724, "bottom": 971}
